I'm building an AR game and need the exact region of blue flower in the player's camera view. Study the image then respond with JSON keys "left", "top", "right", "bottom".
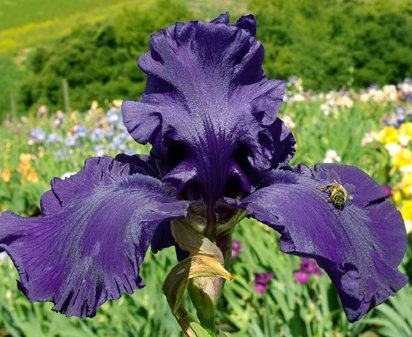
{"left": 106, "top": 108, "right": 121, "bottom": 127}
{"left": 94, "top": 144, "right": 106, "bottom": 157}
{"left": 90, "top": 127, "right": 106, "bottom": 142}
{"left": 30, "top": 127, "right": 46, "bottom": 143}
{"left": 74, "top": 125, "right": 88, "bottom": 138}
{"left": 47, "top": 133, "right": 61, "bottom": 144}
{"left": 64, "top": 135, "right": 77, "bottom": 147}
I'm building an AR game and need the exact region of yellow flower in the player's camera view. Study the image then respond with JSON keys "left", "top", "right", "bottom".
{"left": 397, "top": 122, "right": 412, "bottom": 146}
{"left": 392, "top": 148, "right": 412, "bottom": 169}
{"left": 400, "top": 122, "right": 412, "bottom": 138}
{"left": 91, "top": 100, "right": 99, "bottom": 110}
{"left": 17, "top": 153, "right": 39, "bottom": 183}
{"left": 19, "top": 153, "right": 32, "bottom": 162}
{"left": 393, "top": 190, "right": 402, "bottom": 205}
{"left": 17, "top": 161, "right": 30, "bottom": 174}
{"left": 402, "top": 171, "right": 412, "bottom": 186}
{"left": 401, "top": 200, "right": 412, "bottom": 233}
{"left": 0, "top": 168, "right": 12, "bottom": 182}
{"left": 112, "top": 99, "right": 122, "bottom": 108}
{"left": 378, "top": 127, "right": 399, "bottom": 144}
{"left": 70, "top": 110, "right": 78, "bottom": 120}
{"left": 26, "top": 170, "right": 39, "bottom": 183}
{"left": 402, "top": 186, "right": 412, "bottom": 198}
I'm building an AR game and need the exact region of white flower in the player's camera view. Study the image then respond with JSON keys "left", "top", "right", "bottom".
{"left": 323, "top": 149, "right": 341, "bottom": 163}
{"left": 60, "top": 172, "right": 77, "bottom": 180}
{"left": 384, "top": 143, "right": 402, "bottom": 156}
{"left": 361, "top": 132, "right": 374, "bottom": 146}
{"left": 282, "top": 115, "right": 296, "bottom": 129}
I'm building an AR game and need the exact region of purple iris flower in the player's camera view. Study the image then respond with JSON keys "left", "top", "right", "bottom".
{"left": 254, "top": 272, "right": 274, "bottom": 294}
{"left": 0, "top": 13, "right": 408, "bottom": 324}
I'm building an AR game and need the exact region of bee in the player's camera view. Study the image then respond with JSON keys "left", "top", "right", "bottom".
{"left": 320, "top": 180, "right": 351, "bottom": 209}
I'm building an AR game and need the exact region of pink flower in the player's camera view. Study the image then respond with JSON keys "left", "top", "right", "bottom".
{"left": 293, "top": 259, "right": 322, "bottom": 285}
{"left": 382, "top": 184, "right": 392, "bottom": 198}
{"left": 231, "top": 240, "right": 244, "bottom": 259}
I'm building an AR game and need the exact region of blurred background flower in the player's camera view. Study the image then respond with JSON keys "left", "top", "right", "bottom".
{"left": 254, "top": 272, "right": 274, "bottom": 294}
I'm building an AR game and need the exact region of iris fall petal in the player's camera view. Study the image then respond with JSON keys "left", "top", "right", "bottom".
{"left": 0, "top": 156, "right": 189, "bottom": 317}
{"left": 229, "top": 163, "right": 408, "bottom": 322}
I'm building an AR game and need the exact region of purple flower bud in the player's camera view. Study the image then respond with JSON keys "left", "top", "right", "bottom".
{"left": 294, "top": 258, "right": 322, "bottom": 285}
{"left": 231, "top": 240, "right": 244, "bottom": 259}
{"left": 382, "top": 185, "right": 392, "bottom": 198}
{"left": 254, "top": 283, "right": 269, "bottom": 294}
{"left": 300, "top": 259, "right": 322, "bottom": 276}
{"left": 254, "top": 272, "right": 274, "bottom": 294}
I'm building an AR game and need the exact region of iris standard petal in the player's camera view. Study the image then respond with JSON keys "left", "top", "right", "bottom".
{"left": 122, "top": 14, "right": 293, "bottom": 204}
{"left": 229, "top": 164, "right": 408, "bottom": 322}
{"left": 0, "top": 156, "right": 189, "bottom": 318}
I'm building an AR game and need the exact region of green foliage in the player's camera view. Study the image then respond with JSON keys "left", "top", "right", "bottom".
{"left": 12, "top": 0, "right": 412, "bottom": 114}
{"left": 18, "top": 0, "right": 191, "bottom": 114}
{"left": 249, "top": 0, "right": 412, "bottom": 91}
{"left": 363, "top": 285, "right": 412, "bottom": 337}
{"left": 284, "top": 98, "right": 391, "bottom": 183}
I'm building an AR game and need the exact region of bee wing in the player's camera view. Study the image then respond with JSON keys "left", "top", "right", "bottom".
{"left": 345, "top": 183, "right": 356, "bottom": 195}
{"left": 328, "top": 170, "right": 342, "bottom": 184}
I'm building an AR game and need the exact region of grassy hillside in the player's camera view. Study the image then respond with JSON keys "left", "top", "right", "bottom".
{"left": 0, "top": 0, "right": 242, "bottom": 119}
{"left": 0, "top": 0, "right": 135, "bottom": 119}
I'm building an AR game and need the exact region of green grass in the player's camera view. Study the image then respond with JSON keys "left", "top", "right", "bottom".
{"left": 0, "top": 0, "right": 134, "bottom": 120}
{"left": 0, "top": 0, "right": 126, "bottom": 31}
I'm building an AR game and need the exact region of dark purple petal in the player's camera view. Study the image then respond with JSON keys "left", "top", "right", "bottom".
{"left": 122, "top": 14, "right": 294, "bottom": 204}
{"left": 0, "top": 156, "right": 189, "bottom": 318}
{"left": 150, "top": 221, "right": 189, "bottom": 261}
{"left": 230, "top": 164, "right": 408, "bottom": 322}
